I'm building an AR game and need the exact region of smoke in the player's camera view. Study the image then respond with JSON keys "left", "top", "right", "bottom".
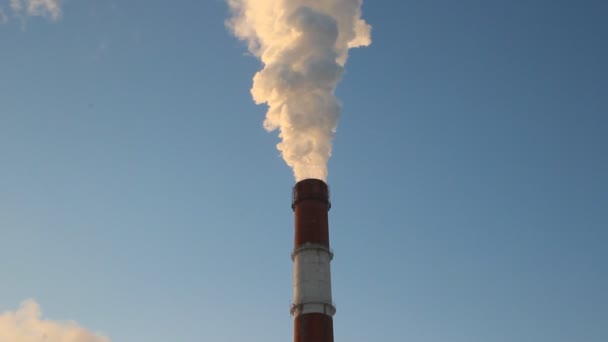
{"left": 7, "top": 0, "right": 62, "bottom": 21}
{"left": 227, "top": 0, "right": 371, "bottom": 181}
{"left": 0, "top": 7, "right": 8, "bottom": 24}
{"left": 0, "top": 300, "right": 110, "bottom": 342}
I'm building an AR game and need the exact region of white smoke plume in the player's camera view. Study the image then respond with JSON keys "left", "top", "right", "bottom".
{"left": 227, "top": 0, "right": 371, "bottom": 181}
{"left": 0, "top": 300, "right": 110, "bottom": 342}
{"left": 0, "top": 7, "right": 8, "bottom": 24}
{"left": 8, "top": 0, "right": 62, "bottom": 21}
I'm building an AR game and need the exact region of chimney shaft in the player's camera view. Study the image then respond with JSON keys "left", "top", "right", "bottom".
{"left": 291, "top": 179, "right": 335, "bottom": 342}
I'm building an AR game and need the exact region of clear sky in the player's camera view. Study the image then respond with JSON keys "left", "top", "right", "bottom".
{"left": 1, "top": 0, "right": 607, "bottom": 341}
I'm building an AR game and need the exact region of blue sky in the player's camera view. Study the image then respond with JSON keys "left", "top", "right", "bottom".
{"left": 1, "top": 1, "right": 607, "bottom": 341}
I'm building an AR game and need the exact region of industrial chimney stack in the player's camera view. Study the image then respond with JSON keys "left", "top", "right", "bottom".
{"left": 291, "top": 179, "right": 335, "bottom": 342}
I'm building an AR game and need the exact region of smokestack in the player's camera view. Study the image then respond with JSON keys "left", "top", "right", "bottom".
{"left": 291, "top": 178, "right": 335, "bottom": 342}
{"left": 226, "top": 2, "right": 371, "bottom": 340}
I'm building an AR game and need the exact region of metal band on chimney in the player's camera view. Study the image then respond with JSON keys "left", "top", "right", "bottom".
{"left": 292, "top": 246, "right": 335, "bottom": 317}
